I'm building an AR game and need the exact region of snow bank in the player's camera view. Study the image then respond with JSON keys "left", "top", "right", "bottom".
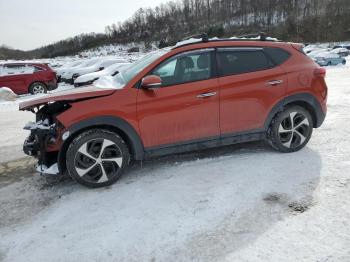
{"left": 0, "top": 87, "right": 18, "bottom": 102}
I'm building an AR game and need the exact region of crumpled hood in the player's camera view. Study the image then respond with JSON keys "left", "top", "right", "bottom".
{"left": 19, "top": 86, "right": 116, "bottom": 110}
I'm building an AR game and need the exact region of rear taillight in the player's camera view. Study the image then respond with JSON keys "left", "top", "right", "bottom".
{"left": 314, "top": 68, "right": 326, "bottom": 78}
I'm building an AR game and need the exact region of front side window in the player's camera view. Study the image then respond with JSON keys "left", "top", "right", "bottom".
{"left": 217, "top": 49, "right": 272, "bottom": 77}
{"left": 3, "top": 64, "right": 27, "bottom": 75}
{"left": 152, "top": 50, "right": 213, "bottom": 87}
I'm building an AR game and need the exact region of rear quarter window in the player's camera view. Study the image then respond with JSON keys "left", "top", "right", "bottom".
{"left": 263, "top": 47, "right": 291, "bottom": 65}
{"left": 33, "top": 66, "right": 45, "bottom": 72}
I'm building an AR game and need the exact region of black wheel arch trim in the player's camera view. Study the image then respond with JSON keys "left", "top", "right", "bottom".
{"left": 264, "top": 92, "right": 326, "bottom": 129}
{"left": 58, "top": 115, "right": 144, "bottom": 173}
{"left": 68, "top": 116, "right": 144, "bottom": 159}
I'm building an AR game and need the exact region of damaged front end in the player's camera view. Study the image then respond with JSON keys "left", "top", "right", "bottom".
{"left": 19, "top": 85, "right": 117, "bottom": 176}
{"left": 23, "top": 102, "right": 70, "bottom": 175}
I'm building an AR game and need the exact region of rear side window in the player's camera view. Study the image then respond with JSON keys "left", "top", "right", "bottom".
{"left": 264, "top": 47, "right": 290, "bottom": 65}
{"left": 217, "top": 49, "right": 272, "bottom": 77}
{"left": 33, "top": 66, "right": 45, "bottom": 72}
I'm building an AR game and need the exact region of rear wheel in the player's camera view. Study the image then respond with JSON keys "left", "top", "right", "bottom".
{"left": 268, "top": 106, "right": 313, "bottom": 153}
{"left": 66, "top": 129, "right": 130, "bottom": 188}
{"left": 29, "top": 82, "right": 47, "bottom": 95}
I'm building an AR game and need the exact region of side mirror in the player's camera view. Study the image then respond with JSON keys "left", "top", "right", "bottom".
{"left": 141, "top": 75, "right": 162, "bottom": 89}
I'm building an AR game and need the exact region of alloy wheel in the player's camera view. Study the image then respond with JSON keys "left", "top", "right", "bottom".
{"left": 278, "top": 111, "right": 311, "bottom": 149}
{"left": 32, "top": 84, "right": 46, "bottom": 94}
{"left": 74, "top": 138, "right": 123, "bottom": 184}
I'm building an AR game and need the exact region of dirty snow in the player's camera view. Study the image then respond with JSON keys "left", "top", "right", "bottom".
{"left": 0, "top": 61, "right": 350, "bottom": 261}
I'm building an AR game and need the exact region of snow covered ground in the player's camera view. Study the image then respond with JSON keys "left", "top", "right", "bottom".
{"left": 0, "top": 64, "right": 350, "bottom": 261}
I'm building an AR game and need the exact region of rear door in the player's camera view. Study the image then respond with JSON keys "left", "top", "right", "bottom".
{"left": 217, "top": 47, "right": 288, "bottom": 135}
{"left": 137, "top": 49, "right": 220, "bottom": 148}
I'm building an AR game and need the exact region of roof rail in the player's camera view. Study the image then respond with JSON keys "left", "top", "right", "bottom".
{"left": 182, "top": 33, "right": 209, "bottom": 43}
{"left": 172, "top": 32, "right": 278, "bottom": 49}
{"left": 236, "top": 32, "right": 267, "bottom": 41}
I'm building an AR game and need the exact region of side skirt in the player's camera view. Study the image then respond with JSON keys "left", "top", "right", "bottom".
{"left": 144, "top": 130, "right": 266, "bottom": 159}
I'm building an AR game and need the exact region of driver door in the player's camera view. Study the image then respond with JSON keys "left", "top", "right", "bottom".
{"left": 137, "top": 49, "right": 220, "bottom": 148}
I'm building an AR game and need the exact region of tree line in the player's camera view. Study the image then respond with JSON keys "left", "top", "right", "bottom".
{"left": 1, "top": 0, "right": 350, "bottom": 59}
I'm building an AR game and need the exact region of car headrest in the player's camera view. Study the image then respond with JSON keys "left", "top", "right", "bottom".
{"left": 178, "top": 57, "right": 194, "bottom": 69}
{"left": 197, "top": 54, "right": 210, "bottom": 69}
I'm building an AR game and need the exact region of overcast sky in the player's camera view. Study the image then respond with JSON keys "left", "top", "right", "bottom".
{"left": 0, "top": 0, "right": 166, "bottom": 50}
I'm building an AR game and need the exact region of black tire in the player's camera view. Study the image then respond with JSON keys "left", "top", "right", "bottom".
{"left": 29, "top": 82, "right": 47, "bottom": 95}
{"left": 66, "top": 129, "right": 130, "bottom": 188}
{"left": 342, "top": 60, "right": 346, "bottom": 65}
{"left": 268, "top": 106, "right": 313, "bottom": 153}
{"left": 327, "top": 61, "right": 332, "bottom": 66}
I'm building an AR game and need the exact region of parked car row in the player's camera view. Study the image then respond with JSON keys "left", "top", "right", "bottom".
{"left": 0, "top": 56, "right": 131, "bottom": 95}
{"left": 74, "top": 62, "right": 130, "bottom": 87}
{"left": 56, "top": 57, "right": 129, "bottom": 85}
{"left": 304, "top": 43, "right": 349, "bottom": 67}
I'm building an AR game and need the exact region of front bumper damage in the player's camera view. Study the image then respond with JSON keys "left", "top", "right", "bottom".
{"left": 23, "top": 119, "right": 61, "bottom": 175}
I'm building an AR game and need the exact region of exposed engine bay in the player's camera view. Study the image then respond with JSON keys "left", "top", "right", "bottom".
{"left": 23, "top": 102, "right": 70, "bottom": 175}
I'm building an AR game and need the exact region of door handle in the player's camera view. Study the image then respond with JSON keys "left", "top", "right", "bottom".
{"left": 196, "top": 92, "right": 217, "bottom": 98}
{"left": 267, "top": 80, "right": 284, "bottom": 86}
{"left": 266, "top": 80, "right": 283, "bottom": 86}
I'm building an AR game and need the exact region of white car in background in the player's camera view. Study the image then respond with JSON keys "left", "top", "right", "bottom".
{"left": 331, "top": 47, "right": 349, "bottom": 57}
{"left": 74, "top": 62, "right": 131, "bottom": 87}
{"left": 61, "top": 58, "right": 128, "bottom": 84}
{"left": 58, "top": 58, "right": 104, "bottom": 83}
{"left": 55, "top": 59, "right": 87, "bottom": 82}
{"left": 307, "top": 49, "right": 330, "bottom": 58}
{"left": 55, "top": 59, "right": 85, "bottom": 74}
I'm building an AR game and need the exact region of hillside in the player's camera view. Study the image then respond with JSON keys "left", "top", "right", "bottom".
{"left": 1, "top": 0, "right": 350, "bottom": 59}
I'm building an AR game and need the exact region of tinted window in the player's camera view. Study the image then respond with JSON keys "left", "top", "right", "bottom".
{"left": 217, "top": 49, "right": 272, "bottom": 77}
{"left": 152, "top": 50, "right": 212, "bottom": 86}
{"left": 264, "top": 47, "right": 290, "bottom": 65}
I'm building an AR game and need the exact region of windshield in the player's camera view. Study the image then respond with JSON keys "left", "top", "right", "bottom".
{"left": 94, "top": 49, "right": 169, "bottom": 89}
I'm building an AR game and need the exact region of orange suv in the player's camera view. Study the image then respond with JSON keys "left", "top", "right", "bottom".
{"left": 20, "top": 35, "right": 327, "bottom": 188}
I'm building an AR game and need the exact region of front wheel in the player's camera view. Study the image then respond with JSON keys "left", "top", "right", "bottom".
{"left": 268, "top": 106, "right": 313, "bottom": 153}
{"left": 66, "top": 129, "right": 130, "bottom": 188}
